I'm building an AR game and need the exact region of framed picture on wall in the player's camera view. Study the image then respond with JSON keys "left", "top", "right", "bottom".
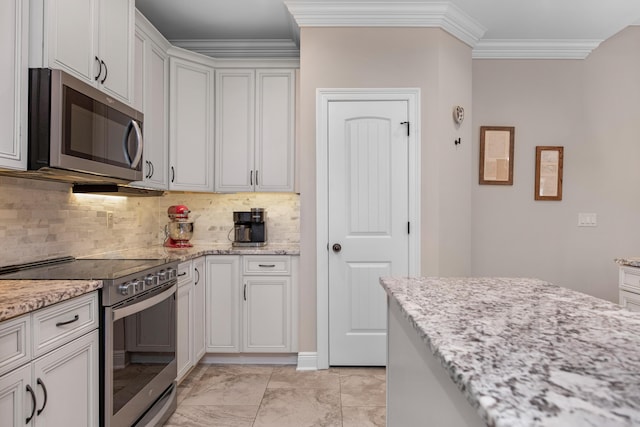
{"left": 479, "top": 126, "right": 515, "bottom": 185}
{"left": 535, "top": 146, "right": 563, "bottom": 200}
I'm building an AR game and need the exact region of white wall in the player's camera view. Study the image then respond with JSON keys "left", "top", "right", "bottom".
{"left": 299, "top": 27, "right": 473, "bottom": 351}
{"left": 471, "top": 26, "right": 640, "bottom": 302}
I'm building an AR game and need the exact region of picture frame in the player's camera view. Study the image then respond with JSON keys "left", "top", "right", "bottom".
{"left": 479, "top": 126, "right": 515, "bottom": 185}
{"left": 535, "top": 146, "right": 563, "bottom": 201}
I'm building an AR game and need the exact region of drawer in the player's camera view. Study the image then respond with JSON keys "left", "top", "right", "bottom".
{"left": 243, "top": 256, "right": 291, "bottom": 275}
{"left": 620, "top": 290, "right": 640, "bottom": 312}
{"left": 178, "top": 260, "right": 193, "bottom": 286}
{"left": 620, "top": 267, "right": 640, "bottom": 293}
{"left": 0, "top": 314, "right": 30, "bottom": 377}
{"left": 32, "top": 292, "right": 98, "bottom": 358}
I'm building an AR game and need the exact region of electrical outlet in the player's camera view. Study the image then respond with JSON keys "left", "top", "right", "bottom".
{"left": 107, "top": 211, "right": 114, "bottom": 229}
{"left": 578, "top": 213, "right": 597, "bottom": 227}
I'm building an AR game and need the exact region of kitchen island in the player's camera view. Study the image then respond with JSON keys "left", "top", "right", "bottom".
{"left": 380, "top": 277, "right": 640, "bottom": 427}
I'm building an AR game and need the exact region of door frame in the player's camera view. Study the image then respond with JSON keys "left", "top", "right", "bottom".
{"left": 316, "top": 88, "right": 421, "bottom": 369}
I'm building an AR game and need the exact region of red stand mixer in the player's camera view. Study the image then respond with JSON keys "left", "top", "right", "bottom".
{"left": 163, "top": 205, "right": 194, "bottom": 248}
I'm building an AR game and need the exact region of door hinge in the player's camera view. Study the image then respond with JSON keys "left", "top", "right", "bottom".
{"left": 401, "top": 121, "right": 410, "bottom": 136}
{"left": 407, "top": 222, "right": 410, "bottom": 234}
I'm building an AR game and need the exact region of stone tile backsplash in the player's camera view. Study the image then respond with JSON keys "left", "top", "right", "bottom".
{"left": 0, "top": 176, "right": 299, "bottom": 267}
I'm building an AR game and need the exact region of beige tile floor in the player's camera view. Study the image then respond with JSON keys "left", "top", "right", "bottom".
{"left": 164, "top": 364, "right": 386, "bottom": 427}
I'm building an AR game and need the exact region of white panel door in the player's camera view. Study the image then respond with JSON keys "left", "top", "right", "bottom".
{"left": 169, "top": 57, "right": 214, "bottom": 192}
{"left": 98, "top": 0, "right": 133, "bottom": 101}
{"left": 328, "top": 100, "right": 409, "bottom": 366}
{"left": 192, "top": 257, "right": 206, "bottom": 362}
{"left": 255, "top": 69, "right": 295, "bottom": 192}
{"left": 214, "top": 69, "right": 255, "bottom": 192}
{"left": 0, "top": 0, "right": 28, "bottom": 171}
{"left": 45, "top": 0, "right": 97, "bottom": 82}
{"left": 205, "top": 256, "right": 241, "bottom": 352}
{"left": 33, "top": 331, "right": 99, "bottom": 427}
{"left": 176, "top": 281, "right": 193, "bottom": 382}
{"left": 0, "top": 364, "right": 30, "bottom": 427}
{"left": 243, "top": 277, "right": 291, "bottom": 352}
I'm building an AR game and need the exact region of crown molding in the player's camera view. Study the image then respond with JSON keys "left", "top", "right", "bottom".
{"left": 170, "top": 39, "right": 300, "bottom": 58}
{"left": 284, "top": 1, "right": 486, "bottom": 47}
{"left": 472, "top": 39, "right": 603, "bottom": 59}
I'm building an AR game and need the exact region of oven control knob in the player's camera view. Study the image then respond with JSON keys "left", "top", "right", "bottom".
{"left": 158, "top": 270, "right": 167, "bottom": 280}
{"left": 144, "top": 274, "right": 158, "bottom": 287}
{"left": 166, "top": 268, "right": 177, "bottom": 279}
{"left": 119, "top": 282, "right": 132, "bottom": 296}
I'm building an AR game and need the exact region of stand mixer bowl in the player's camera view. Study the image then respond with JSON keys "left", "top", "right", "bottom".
{"left": 166, "top": 221, "right": 194, "bottom": 243}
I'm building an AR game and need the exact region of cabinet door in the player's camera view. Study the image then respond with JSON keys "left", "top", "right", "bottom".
{"left": 169, "top": 57, "right": 214, "bottom": 192}
{"left": 43, "top": 0, "right": 98, "bottom": 82}
{"left": 0, "top": 364, "right": 30, "bottom": 427}
{"left": 33, "top": 331, "right": 99, "bottom": 427}
{"left": 97, "top": 0, "right": 133, "bottom": 102}
{"left": 206, "top": 256, "right": 241, "bottom": 353}
{"left": 0, "top": 0, "right": 28, "bottom": 171}
{"left": 131, "top": 25, "right": 169, "bottom": 190}
{"left": 214, "top": 69, "right": 255, "bottom": 192}
{"left": 176, "top": 281, "right": 193, "bottom": 383}
{"left": 255, "top": 70, "right": 296, "bottom": 192}
{"left": 620, "top": 290, "right": 640, "bottom": 312}
{"left": 243, "top": 277, "right": 291, "bottom": 353}
{"left": 192, "top": 257, "right": 206, "bottom": 362}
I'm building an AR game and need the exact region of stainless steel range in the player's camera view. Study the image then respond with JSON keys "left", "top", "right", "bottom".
{"left": 0, "top": 256, "right": 179, "bottom": 427}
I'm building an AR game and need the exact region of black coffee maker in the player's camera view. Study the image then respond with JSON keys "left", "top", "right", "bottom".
{"left": 232, "top": 208, "right": 267, "bottom": 247}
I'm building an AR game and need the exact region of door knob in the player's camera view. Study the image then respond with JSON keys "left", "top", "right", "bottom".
{"left": 332, "top": 243, "right": 342, "bottom": 253}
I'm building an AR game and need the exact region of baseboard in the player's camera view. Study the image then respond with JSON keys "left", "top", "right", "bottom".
{"left": 200, "top": 353, "right": 298, "bottom": 365}
{"left": 296, "top": 352, "right": 318, "bottom": 371}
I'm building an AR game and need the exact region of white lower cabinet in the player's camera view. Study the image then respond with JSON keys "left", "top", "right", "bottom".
{"left": 0, "top": 293, "right": 99, "bottom": 427}
{"left": 205, "top": 256, "right": 241, "bottom": 353}
{"left": 192, "top": 257, "right": 206, "bottom": 362}
{"left": 176, "top": 257, "right": 206, "bottom": 383}
{"left": 619, "top": 266, "right": 640, "bottom": 312}
{"left": 206, "top": 255, "right": 298, "bottom": 354}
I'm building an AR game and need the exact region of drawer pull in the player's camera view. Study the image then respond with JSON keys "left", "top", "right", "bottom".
{"left": 178, "top": 271, "right": 187, "bottom": 277}
{"left": 55, "top": 314, "right": 79, "bottom": 327}
{"left": 258, "top": 264, "right": 276, "bottom": 268}
{"left": 37, "top": 378, "right": 48, "bottom": 415}
{"left": 26, "top": 384, "right": 36, "bottom": 423}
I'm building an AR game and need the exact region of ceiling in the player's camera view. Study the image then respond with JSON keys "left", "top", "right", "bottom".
{"left": 134, "top": 0, "right": 640, "bottom": 59}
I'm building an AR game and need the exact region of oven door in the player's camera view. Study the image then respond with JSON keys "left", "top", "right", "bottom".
{"left": 103, "top": 282, "right": 177, "bottom": 427}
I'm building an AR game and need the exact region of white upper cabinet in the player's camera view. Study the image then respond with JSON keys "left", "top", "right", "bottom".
{"left": 30, "top": 0, "right": 134, "bottom": 103}
{"left": 130, "top": 11, "right": 170, "bottom": 190}
{"left": 215, "top": 69, "right": 295, "bottom": 193}
{"left": 168, "top": 53, "right": 215, "bottom": 192}
{"left": 0, "top": 0, "right": 28, "bottom": 171}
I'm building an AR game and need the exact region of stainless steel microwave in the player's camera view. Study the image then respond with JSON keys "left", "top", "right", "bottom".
{"left": 27, "top": 68, "right": 144, "bottom": 183}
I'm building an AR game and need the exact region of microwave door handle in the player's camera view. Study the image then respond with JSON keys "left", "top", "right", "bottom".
{"left": 122, "top": 120, "right": 144, "bottom": 169}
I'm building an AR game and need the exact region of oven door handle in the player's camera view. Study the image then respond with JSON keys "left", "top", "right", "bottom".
{"left": 112, "top": 284, "right": 176, "bottom": 321}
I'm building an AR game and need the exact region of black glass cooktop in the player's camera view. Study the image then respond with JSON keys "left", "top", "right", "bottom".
{"left": 0, "top": 257, "right": 172, "bottom": 281}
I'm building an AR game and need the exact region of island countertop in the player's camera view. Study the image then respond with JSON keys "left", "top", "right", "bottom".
{"left": 380, "top": 276, "right": 640, "bottom": 427}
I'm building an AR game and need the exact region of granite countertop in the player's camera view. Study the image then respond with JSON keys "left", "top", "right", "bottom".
{"left": 0, "top": 243, "right": 298, "bottom": 323}
{"left": 0, "top": 279, "right": 102, "bottom": 322}
{"left": 615, "top": 257, "right": 640, "bottom": 268}
{"left": 84, "top": 242, "right": 300, "bottom": 262}
{"left": 380, "top": 276, "right": 640, "bottom": 427}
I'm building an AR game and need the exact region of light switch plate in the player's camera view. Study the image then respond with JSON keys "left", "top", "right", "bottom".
{"left": 578, "top": 213, "right": 597, "bottom": 227}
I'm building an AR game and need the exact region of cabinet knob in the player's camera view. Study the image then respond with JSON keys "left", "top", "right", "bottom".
{"left": 332, "top": 243, "right": 342, "bottom": 253}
